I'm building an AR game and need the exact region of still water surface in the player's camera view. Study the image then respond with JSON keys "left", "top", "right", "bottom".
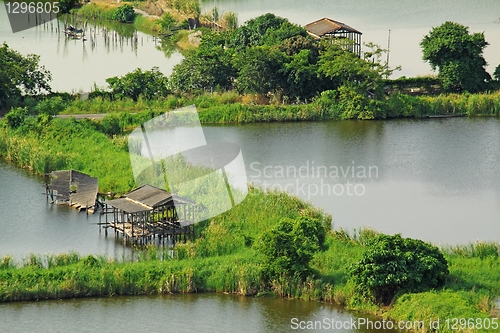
{"left": 0, "top": 293, "right": 403, "bottom": 333}
{"left": 202, "top": 117, "right": 500, "bottom": 246}
{"left": 0, "top": 2, "right": 183, "bottom": 92}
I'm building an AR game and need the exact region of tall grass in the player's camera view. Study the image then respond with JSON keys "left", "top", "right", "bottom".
{"left": 0, "top": 117, "right": 135, "bottom": 193}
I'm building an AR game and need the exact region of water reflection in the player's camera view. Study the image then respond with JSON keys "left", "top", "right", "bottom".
{"left": 0, "top": 3, "right": 183, "bottom": 92}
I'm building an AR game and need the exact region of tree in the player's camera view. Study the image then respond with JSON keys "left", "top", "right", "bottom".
{"left": 169, "top": 46, "right": 235, "bottom": 91}
{"left": 494, "top": 64, "right": 500, "bottom": 81}
{"left": 233, "top": 45, "right": 287, "bottom": 94}
{"left": 0, "top": 43, "right": 52, "bottom": 106}
{"left": 58, "top": 0, "right": 81, "bottom": 14}
{"left": 229, "top": 13, "right": 307, "bottom": 50}
{"left": 318, "top": 41, "right": 388, "bottom": 97}
{"left": 256, "top": 216, "right": 326, "bottom": 281}
{"left": 420, "top": 21, "right": 491, "bottom": 92}
{"left": 106, "top": 67, "right": 169, "bottom": 101}
{"left": 349, "top": 234, "right": 449, "bottom": 306}
{"left": 161, "top": 12, "right": 177, "bottom": 33}
{"left": 112, "top": 4, "right": 136, "bottom": 23}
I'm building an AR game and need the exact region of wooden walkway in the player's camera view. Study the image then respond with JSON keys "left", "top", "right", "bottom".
{"left": 46, "top": 170, "right": 99, "bottom": 211}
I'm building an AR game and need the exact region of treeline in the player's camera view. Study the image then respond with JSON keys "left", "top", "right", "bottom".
{"left": 169, "top": 14, "right": 391, "bottom": 102}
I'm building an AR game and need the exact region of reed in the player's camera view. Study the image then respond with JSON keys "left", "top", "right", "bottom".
{"left": 0, "top": 117, "right": 135, "bottom": 193}
{"left": 443, "top": 241, "right": 500, "bottom": 259}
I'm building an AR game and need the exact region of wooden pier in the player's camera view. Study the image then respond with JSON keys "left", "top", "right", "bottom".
{"left": 100, "top": 185, "right": 196, "bottom": 246}
{"left": 45, "top": 170, "right": 99, "bottom": 212}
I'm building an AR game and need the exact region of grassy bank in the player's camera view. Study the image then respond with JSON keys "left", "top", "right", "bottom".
{"left": 1, "top": 224, "right": 499, "bottom": 332}
{"left": 53, "top": 89, "right": 500, "bottom": 126}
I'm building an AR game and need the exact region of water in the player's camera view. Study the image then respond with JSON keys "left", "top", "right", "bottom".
{"left": 0, "top": 2, "right": 183, "bottom": 92}
{"left": 0, "top": 293, "right": 403, "bottom": 333}
{"left": 202, "top": 0, "right": 500, "bottom": 79}
{"left": 200, "top": 117, "right": 500, "bottom": 245}
{"left": 0, "top": 156, "right": 130, "bottom": 260}
{"left": 2, "top": 1, "right": 499, "bottom": 92}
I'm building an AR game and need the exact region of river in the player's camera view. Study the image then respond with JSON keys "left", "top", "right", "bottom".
{"left": 1, "top": 117, "right": 499, "bottom": 259}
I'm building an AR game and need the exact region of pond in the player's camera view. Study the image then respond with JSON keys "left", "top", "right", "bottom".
{"left": 1, "top": 117, "right": 498, "bottom": 262}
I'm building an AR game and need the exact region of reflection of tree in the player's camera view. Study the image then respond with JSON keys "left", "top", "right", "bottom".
{"left": 156, "top": 40, "right": 178, "bottom": 58}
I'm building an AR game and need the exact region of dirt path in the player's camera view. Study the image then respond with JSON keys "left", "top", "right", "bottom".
{"left": 133, "top": 7, "right": 161, "bottom": 20}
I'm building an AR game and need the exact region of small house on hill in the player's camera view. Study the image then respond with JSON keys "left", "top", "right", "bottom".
{"left": 304, "top": 18, "right": 362, "bottom": 56}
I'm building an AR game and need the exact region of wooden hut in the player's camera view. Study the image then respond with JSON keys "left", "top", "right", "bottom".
{"left": 46, "top": 170, "right": 99, "bottom": 212}
{"left": 101, "top": 184, "right": 197, "bottom": 245}
{"left": 304, "top": 18, "right": 362, "bottom": 56}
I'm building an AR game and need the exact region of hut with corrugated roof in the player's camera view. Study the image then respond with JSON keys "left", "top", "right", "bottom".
{"left": 101, "top": 184, "right": 197, "bottom": 245}
{"left": 304, "top": 18, "right": 362, "bottom": 56}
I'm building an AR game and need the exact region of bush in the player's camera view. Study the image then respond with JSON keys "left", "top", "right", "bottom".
{"left": 256, "top": 216, "right": 326, "bottom": 281}
{"left": 34, "top": 96, "right": 66, "bottom": 115}
{"left": 5, "top": 107, "right": 29, "bottom": 129}
{"left": 106, "top": 67, "right": 169, "bottom": 101}
{"left": 349, "top": 234, "right": 449, "bottom": 305}
{"left": 112, "top": 4, "right": 136, "bottom": 23}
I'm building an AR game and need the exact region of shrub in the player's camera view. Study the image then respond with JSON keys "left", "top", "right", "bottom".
{"left": 4, "top": 107, "right": 29, "bottom": 129}
{"left": 112, "top": 4, "right": 136, "bottom": 23}
{"left": 106, "top": 67, "right": 169, "bottom": 101}
{"left": 349, "top": 234, "right": 449, "bottom": 305}
{"left": 256, "top": 216, "right": 326, "bottom": 281}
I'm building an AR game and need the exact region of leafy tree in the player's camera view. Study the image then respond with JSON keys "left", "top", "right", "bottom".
{"left": 229, "top": 13, "right": 307, "bottom": 49}
{"left": 161, "top": 12, "right": 177, "bottom": 33}
{"left": 106, "top": 67, "right": 169, "bottom": 101}
{"left": 256, "top": 216, "right": 326, "bottom": 281}
{"left": 349, "top": 234, "right": 449, "bottom": 305}
{"left": 112, "top": 4, "right": 136, "bottom": 23}
{"left": 318, "top": 41, "right": 388, "bottom": 97}
{"left": 282, "top": 49, "right": 323, "bottom": 99}
{"left": 278, "top": 35, "right": 317, "bottom": 56}
{"left": 58, "top": 0, "right": 81, "bottom": 14}
{"left": 494, "top": 64, "right": 500, "bottom": 81}
{"left": 420, "top": 21, "right": 491, "bottom": 92}
{"left": 0, "top": 43, "right": 52, "bottom": 106}
{"left": 233, "top": 45, "right": 287, "bottom": 94}
{"left": 169, "top": 46, "right": 235, "bottom": 91}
